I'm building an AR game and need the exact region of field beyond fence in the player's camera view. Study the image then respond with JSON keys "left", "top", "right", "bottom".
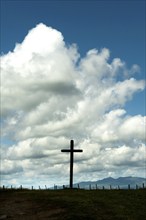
{"left": 1, "top": 182, "right": 145, "bottom": 190}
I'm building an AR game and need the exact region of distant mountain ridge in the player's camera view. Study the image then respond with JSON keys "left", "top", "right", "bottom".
{"left": 74, "top": 176, "right": 146, "bottom": 189}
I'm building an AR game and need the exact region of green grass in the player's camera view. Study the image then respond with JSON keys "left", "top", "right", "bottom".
{"left": 0, "top": 189, "right": 146, "bottom": 219}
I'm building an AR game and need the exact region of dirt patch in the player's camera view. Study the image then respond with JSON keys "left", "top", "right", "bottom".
{"left": 0, "top": 191, "right": 65, "bottom": 219}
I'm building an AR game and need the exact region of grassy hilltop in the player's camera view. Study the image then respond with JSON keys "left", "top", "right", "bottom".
{"left": 0, "top": 189, "right": 146, "bottom": 219}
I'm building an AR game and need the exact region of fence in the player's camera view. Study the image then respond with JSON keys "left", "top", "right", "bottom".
{"left": 1, "top": 183, "right": 145, "bottom": 191}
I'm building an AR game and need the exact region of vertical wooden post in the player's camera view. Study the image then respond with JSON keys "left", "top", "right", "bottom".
{"left": 61, "top": 140, "right": 83, "bottom": 189}
{"left": 70, "top": 140, "right": 74, "bottom": 189}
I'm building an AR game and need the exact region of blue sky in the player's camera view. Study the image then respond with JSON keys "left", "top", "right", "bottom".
{"left": 1, "top": 0, "right": 145, "bottom": 115}
{"left": 1, "top": 1, "right": 145, "bottom": 64}
{"left": 1, "top": 0, "right": 146, "bottom": 187}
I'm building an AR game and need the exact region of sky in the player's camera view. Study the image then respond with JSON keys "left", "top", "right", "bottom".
{"left": 0, "top": 0, "right": 146, "bottom": 188}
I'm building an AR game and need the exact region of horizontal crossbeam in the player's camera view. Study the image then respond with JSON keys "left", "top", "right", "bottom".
{"left": 61, "top": 149, "right": 83, "bottom": 152}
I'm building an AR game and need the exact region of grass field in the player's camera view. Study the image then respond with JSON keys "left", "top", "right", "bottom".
{"left": 0, "top": 189, "right": 146, "bottom": 219}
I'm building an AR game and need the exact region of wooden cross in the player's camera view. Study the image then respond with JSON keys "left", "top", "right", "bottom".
{"left": 61, "top": 140, "right": 83, "bottom": 189}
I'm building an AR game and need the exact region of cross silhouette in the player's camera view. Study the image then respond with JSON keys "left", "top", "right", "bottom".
{"left": 61, "top": 140, "right": 83, "bottom": 189}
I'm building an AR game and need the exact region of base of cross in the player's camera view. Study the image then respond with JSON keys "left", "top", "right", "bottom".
{"left": 62, "top": 188, "right": 80, "bottom": 190}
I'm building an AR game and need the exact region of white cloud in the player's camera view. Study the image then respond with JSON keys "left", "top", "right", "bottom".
{"left": 1, "top": 23, "right": 145, "bottom": 187}
{"left": 92, "top": 109, "right": 145, "bottom": 144}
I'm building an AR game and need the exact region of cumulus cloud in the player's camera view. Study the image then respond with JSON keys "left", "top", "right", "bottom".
{"left": 92, "top": 109, "right": 145, "bottom": 144}
{"left": 1, "top": 23, "right": 145, "bottom": 187}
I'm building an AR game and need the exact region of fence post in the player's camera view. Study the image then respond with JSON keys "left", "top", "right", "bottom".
{"left": 20, "top": 185, "right": 22, "bottom": 190}
{"left": 96, "top": 184, "right": 97, "bottom": 190}
{"left": 32, "top": 186, "right": 33, "bottom": 190}
{"left": 136, "top": 184, "right": 138, "bottom": 190}
{"left": 102, "top": 186, "right": 104, "bottom": 190}
{"left": 78, "top": 184, "right": 80, "bottom": 189}
{"left": 142, "top": 183, "right": 144, "bottom": 189}
{"left": 3, "top": 185, "right": 5, "bottom": 190}
{"left": 118, "top": 185, "right": 120, "bottom": 190}
{"left": 110, "top": 185, "right": 112, "bottom": 190}
{"left": 128, "top": 184, "right": 130, "bottom": 190}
